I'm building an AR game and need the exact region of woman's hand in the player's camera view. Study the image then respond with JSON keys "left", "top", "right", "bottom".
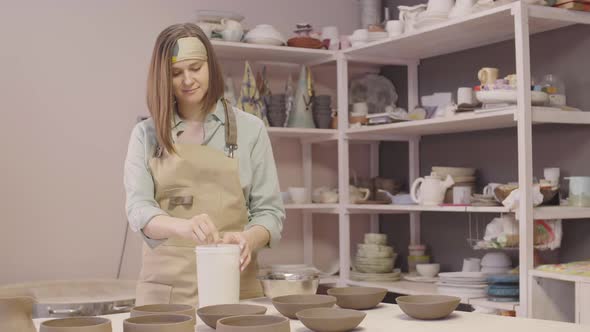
{"left": 174, "top": 214, "right": 220, "bottom": 244}
{"left": 221, "top": 232, "right": 251, "bottom": 272}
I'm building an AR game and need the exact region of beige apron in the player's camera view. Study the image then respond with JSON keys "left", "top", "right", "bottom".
{"left": 136, "top": 100, "right": 263, "bottom": 306}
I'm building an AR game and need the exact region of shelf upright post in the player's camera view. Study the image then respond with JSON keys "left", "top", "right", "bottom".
{"left": 513, "top": 2, "right": 534, "bottom": 318}
{"left": 408, "top": 60, "right": 421, "bottom": 245}
{"left": 337, "top": 53, "right": 351, "bottom": 282}
{"left": 302, "top": 142, "right": 313, "bottom": 266}
{"left": 370, "top": 142, "right": 380, "bottom": 233}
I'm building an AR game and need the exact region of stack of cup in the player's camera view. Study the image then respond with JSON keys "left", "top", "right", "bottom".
{"left": 267, "top": 94, "right": 287, "bottom": 127}
{"left": 408, "top": 244, "right": 430, "bottom": 274}
{"left": 312, "top": 95, "right": 333, "bottom": 129}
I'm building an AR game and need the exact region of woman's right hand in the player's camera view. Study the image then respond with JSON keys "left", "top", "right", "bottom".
{"left": 174, "top": 214, "right": 220, "bottom": 244}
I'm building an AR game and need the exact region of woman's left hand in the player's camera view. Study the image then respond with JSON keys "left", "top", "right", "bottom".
{"left": 221, "top": 232, "right": 252, "bottom": 272}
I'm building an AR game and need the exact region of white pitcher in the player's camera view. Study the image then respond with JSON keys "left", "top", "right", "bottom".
{"left": 398, "top": 4, "right": 427, "bottom": 33}
{"left": 411, "top": 173, "right": 455, "bottom": 205}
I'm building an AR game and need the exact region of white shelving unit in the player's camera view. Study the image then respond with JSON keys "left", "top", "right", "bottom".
{"left": 213, "top": 1, "right": 590, "bottom": 321}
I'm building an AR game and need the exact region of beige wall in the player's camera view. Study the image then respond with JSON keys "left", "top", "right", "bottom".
{"left": 0, "top": 0, "right": 362, "bottom": 284}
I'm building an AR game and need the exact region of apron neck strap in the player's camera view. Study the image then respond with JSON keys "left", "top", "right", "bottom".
{"left": 221, "top": 98, "right": 238, "bottom": 158}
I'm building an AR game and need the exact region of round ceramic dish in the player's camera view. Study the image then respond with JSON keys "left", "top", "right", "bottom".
{"left": 327, "top": 287, "right": 387, "bottom": 310}
{"left": 40, "top": 317, "right": 112, "bottom": 332}
{"left": 257, "top": 272, "right": 319, "bottom": 299}
{"left": 296, "top": 308, "right": 366, "bottom": 332}
{"left": 396, "top": 295, "right": 460, "bottom": 320}
{"left": 130, "top": 304, "right": 195, "bottom": 324}
{"left": 197, "top": 304, "right": 267, "bottom": 329}
{"left": 123, "top": 314, "right": 193, "bottom": 332}
{"left": 271, "top": 294, "right": 336, "bottom": 319}
{"left": 475, "top": 90, "right": 548, "bottom": 105}
{"left": 216, "top": 315, "right": 289, "bottom": 332}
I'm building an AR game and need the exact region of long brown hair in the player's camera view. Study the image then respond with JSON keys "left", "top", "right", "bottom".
{"left": 146, "top": 23, "right": 224, "bottom": 154}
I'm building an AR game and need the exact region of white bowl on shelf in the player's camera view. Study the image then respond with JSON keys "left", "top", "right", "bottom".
{"left": 416, "top": 263, "right": 440, "bottom": 278}
{"left": 481, "top": 252, "right": 511, "bottom": 268}
{"left": 244, "top": 24, "right": 285, "bottom": 46}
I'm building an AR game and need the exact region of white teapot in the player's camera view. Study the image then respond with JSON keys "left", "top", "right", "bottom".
{"left": 411, "top": 173, "right": 455, "bottom": 206}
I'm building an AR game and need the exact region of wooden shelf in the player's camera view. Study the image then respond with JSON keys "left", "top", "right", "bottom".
{"left": 530, "top": 270, "right": 590, "bottom": 283}
{"left": 533, "top": 206, "right": 590, "bottom": 220}
{"left": 346, "top": 204, "right": 509, "bottom": 214}
{"left": 342, "top": 3, "right": 580, "bottom": 63}
{"left": 284, "top": 204, "right": 339, "bottom": 213}
{"left": 346, "top": 107, "right": 590, "bottom": 140}
{"left": 267, "top": 127, "right": 338, "bottom": 142}
{"left": 212, "top": 40, "right": 336, "bottom": 65}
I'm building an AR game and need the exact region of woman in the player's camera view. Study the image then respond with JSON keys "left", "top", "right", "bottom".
{"left": 124, "top": 23, "right": 284, "bottom": 306}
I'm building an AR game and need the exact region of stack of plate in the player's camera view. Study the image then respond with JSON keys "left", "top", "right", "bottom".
{"left": 436, "top": 272, "right": 488, "bottom": 298}
{"left": 267, "top": 94, "right": 287, "bottom": 127}
{"left": 487, "top": 274, "right": 519, "bottom": 302}
{"left": 312, "top": 95, "right": 332, "bottom": 129}
{"left": 351, "top": 233, "right": 400, "bottom": 282}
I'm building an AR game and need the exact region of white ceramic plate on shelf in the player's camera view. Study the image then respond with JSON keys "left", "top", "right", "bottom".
{"left": 476, "top": 90, "right": 549, "bottom": 105}
{"left": 403, "top": 275, "right": 439, "bottom": 283}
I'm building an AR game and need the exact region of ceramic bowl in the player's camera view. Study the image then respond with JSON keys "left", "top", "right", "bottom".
{"left": 296, "top": 308, "right": 366, "bottom": 332}
{"left": 481, "top": 252, "right": 511, "bottom": 268}
{"left": 216, "top": 315, "right": 289, "bottom": 332}
{"left": 481, "top": 266, "right": 511, "bottom": 275}
{"left": 130, "top": 304, "right": 195, "bottom": 324}
{"left": 197, "top": 304, "right": 267, "bottom": 329}
{"left": 327, "top": 287, "right": 387, "bottom": 309}
{"left": 271, "top": 294, "right": 336, "bottom": 319}
{"left": 258, "top": 271, "right": 319, "bottom": 298}
{"left": 123, "top": 315, "right": 193, "bottom": 332}
{"left": 416, "top": 263, "right": 440, "bottom": 278}
{"left": 40, "top": 317, "right": 112, "bottom": 332}
{"left": 244, "top": 24, "right": 285, "bottom": 45}
{"left": 396, "top": 295, "right": 460, "bottom": 320}
{"left": 364, "top": 233, "right": 387, "bottom": 245}
{"left": 287, "top": 187, "right": 307, "bottom": 204}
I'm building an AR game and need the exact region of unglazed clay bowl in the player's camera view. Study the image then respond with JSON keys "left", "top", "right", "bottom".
{"left": 123, "top": 314, "right": 193, "bottom": 332}
{"left": 327, "top": 287, "right": 387, "bottom": 310}
{"left": 272, "top": 294, "right": 336, "bottom": 319}
{"left": 197, "top": 304, "right": 267, "bottom": 328}
{"left": 40, "top": 317, "right": 112, "bottom": 332}
{"left": 130, "top": 304, "right": 195, "bottom": 324}
{"left": 296, "top": 308, "right": 366, "bottom": 332}
{"left": 216, "top": 315, "right": 290, "bottom": 332}
{"left": 396, "top": 295, "right": 460, "bottom": 320}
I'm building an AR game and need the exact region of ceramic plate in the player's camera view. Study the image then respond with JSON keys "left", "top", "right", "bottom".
{"left": 438, "top": 272, "right": 487, "bottom": 279}
{"left": 436, "top": 282, "right": 488, "bottom": 289}
{"left": 475, "top": 90, "right": 548, "bottom": 105}
{"left": 403, "top": 275, "right": 439, "bottom": 283}
{"left": 195, "top": 10, "right": 244, "bottom": 22}
{"left": 414, "top": 16, "right": 448, "bottom": 30}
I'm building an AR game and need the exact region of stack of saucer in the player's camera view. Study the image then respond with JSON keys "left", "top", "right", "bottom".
{"left": 487, "top": 274, "right": 519, "bottom": 302}
{"left": 312, "top": 95, "right": 333, "bottom": 129}
{"left": 267, "top": 94, "right": 287, "bottom": 127}
{"left": 351, "top": 233, "right": 400, "bottom": 282}
{"left": 437, "top": 272, "right": 488, "bottom": 298}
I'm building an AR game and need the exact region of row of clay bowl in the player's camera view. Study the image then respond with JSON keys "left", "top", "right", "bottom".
{"left": 38, "top": 287, "right": 387, "bottom": 332}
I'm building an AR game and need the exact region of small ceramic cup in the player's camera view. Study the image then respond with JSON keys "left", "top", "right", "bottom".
{"left": 544, "top": 168, "right": 560, "bottom": 186}
{"left": 385, "top": 20, "right": 404, "bottom": 37}
{"left": 462, "top": 258, "right": 481, "bottom": 272}
{"left": 288, "top": 187, "right": 307, "bottom": 204}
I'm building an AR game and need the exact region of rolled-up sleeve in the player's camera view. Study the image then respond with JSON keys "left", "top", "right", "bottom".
{"left": 245, "top": 125, "right": 285, "bottom": 249}
{"left": 124, "top": 123, "right": 167, "bottom": 248}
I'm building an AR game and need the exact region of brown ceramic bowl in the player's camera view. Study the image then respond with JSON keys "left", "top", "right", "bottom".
{"left": 40, "top": 317, "right": 112, "bottom": 332}
{"left": 396, "top": 295, "right": 460, "bottom": 320}
{"left": 296, "top": 308, "right": 366, "bottom": 332}
{"left": 216, "top": 315, "right": 290, "bottom": 332}
{"left": 123, "top": 314, "right": 193, "bottom": 332}
{"left": 197, "top": 304, "right": 267, "bottom": 328}
{"left": 327, "top": 287, "right": 387, "bottom": 310}
{"left": 131, "top": 304, "right": 195, "bottom": 324}
{"left": 287, "top": 37, "right": 323, "bottom": 49}
{"left": 272, "top": 294, "right": 336, "bottom": 319}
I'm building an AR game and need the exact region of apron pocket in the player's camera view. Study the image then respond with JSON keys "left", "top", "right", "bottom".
{"left": 135, "top": 282, "right": 173, "bottom": 305}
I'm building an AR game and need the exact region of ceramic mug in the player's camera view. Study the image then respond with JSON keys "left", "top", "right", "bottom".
{"left": 544, "top": 168, "right": 560, "bottom": 186}
{"left": 385, "top": 20, "right": 404, "bottom": 37}
{"left": 462, "top": 257, "right": 481, "bottom": 272}
{"left": 478, "top": 67, "right": 499, "bottom": 86}
{"left": 457, "top": 87, "right": 476, "bottom": 105}
{"left": 351, "top": 29, "right": 369, "bottom": 41}
{"left": 350, "top": 185, "right": 371, "bottom": 203}
{"left": 352, "top": 102, "right": 369, "bottom": 116}
{"left": 453, "top": 186, "right": 472, "bottom": 205}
